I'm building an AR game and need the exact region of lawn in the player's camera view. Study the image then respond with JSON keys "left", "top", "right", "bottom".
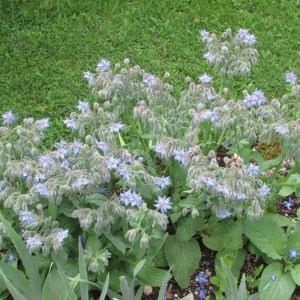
{"left": 1, "top": 0, "right": 299, "bottom": 137}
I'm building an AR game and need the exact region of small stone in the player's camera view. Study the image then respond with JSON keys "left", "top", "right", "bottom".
{"left": 179, "top": 293, "right": 195, "bottom": 300}
{"left": 143, "top": 285, "right": 153, "bottom": 295}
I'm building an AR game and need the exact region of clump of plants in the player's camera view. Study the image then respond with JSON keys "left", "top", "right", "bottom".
{"left": 0, "top": 28, "right": 299, "bottom": 300}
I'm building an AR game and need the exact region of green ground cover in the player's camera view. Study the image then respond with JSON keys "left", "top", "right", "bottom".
{"left": 0, "top": 0, "right": 299, "bottom": 141}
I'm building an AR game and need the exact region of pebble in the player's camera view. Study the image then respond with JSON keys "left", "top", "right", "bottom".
{"left": 179, "top": 293, "right": 195, "bottom": 300}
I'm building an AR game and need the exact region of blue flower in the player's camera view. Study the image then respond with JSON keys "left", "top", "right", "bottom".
{"left": 6, "top": 253, "right": 16, "bottom": 263}
{"left": 258, "top": 183, "right": 271, "bottom": 198}
{"left": 199, "top": 29, "right": 210, "bottom": 42}
{"left": 63, "top": 118, "right": 78, "bottom": 130}
{"left": 154, "top": 176, "right": 172, "bottom": 189}
{"left": 26, "top": 235, "right": 43, "bottom": 252}
{"left": 196, "top": 285, "right": 209, "bottom": 300}
{"left": 105, "top": 156, "right": 121, "bottom": 170}
{"left": 109, "top": 122, "right": 125, "bottom": 133}
{"left": 83, "top": 71, "right": 95, "bottom": 86}
{"left": 273, "top": 124, "right": 289, "bottom": 137}
{"left": 72, "top": 178, "right": 90, "bottom": 191}
{"left": 216, "top": 209, "right": 232, "bottom": 219}
{"left": 285, "top": 71, "right": 298, "bottom": 86}
{"left": 96, "top": 141, "right": 110, "bottom": 154}
{"left": 243, "top": 89, "right": 266, "bottom": 108}
{"left": 33, "top": 183, "right": 49, "bottom": 197}
{"left": 237, "top": 29, "right": 256, "bottom": 46}
{"left": 284, "top": 197, "right": 294, "bottom": 210}
{"left": 35, "top": 118, "right": 50, "bottom": 131}
{"left": 154, "top": 196, "right": 172, "bottom": 214}
{"left": 70, "top": 140, "right": 84, "bottom": 155}
{"left": 119, "top": 190, "right": 143, "bottom": 207}
{"left": 77, "top": 100, "right": 90, "bottom": 113}
{"left": 154, "top": 143, "right": 167, "bottom": 157}
{"left": 19, "top": 210, "right": 37, "bottom": 227}
{"left": 203, "top": 51, "right": 216, "bottom": 63}
{"left": 54, "top": 229, "right": 69, "bottom": 244}
{"left": 289, "top": 249, "right": 300, "bottom": 259}
{"left": 198, "top": 111, "right": 219, "bottom": 123}
{"left": 198, "top": 73, "right": 213, "bottom": 84}
{"left": 117, "top": 164, "right": 132, "bottom": 181}
{"left": 39, "top": 154, "right": 55, "bottom": 168}
{"left": 195, "top": 272, "right": 209, "bottom": 284}
{"left": 143, "top": 73, "right": 157, "bottom": 86}
{"left": 2, "top": 110, "right": 16, "bottom": 125}
{"left": 0, "top": 181, "right": 5, "bottom": 192}
{"left": 174, "top": 149, "right": 188, "bottom": 165}
{"left": 96, "top": 58, "right": 111, "bottom": 72}
{"left": 246, "top": 163, "right": 260, "bottom": 176}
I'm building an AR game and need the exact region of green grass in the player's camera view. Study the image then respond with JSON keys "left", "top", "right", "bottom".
{"left": 0, "top": 0, "right": 300, "bottom": 142}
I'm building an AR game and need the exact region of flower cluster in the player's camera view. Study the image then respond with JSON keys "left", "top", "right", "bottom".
{"left": 200, "top": 28, "right": 258, "bottom": 76}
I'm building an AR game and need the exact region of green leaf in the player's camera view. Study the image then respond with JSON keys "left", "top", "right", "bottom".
{"left": 291, "top": 264, "right": 300, "bottom": 285}
{"left": 202, "top": 220, "right": 243, "bottom": 251}
{"left": 287, "top": 231, "right": 300, "bottom": 252}
{"left": 258, "top": 262, "right": 295, "bottom": 300}
{"left": 260, "top": 156, "right": 283, "bottom": 172}
{"left": 119, "top": 276, "right": 132, "bottom": 300}
{"left": 243, "top": 218, "right": 287, "bottom": 260}
{"left": 0, "top": 268, "right": 28, "bottom": 300}
{"left": 99, "top": 273, "right": 109, "bottom": 300}
{"left": 279, "top": 186, "right": 295, "bottom": 197}
{"left": 215, "top": 259, "right": 239, "bottom": 300}
{"left": 216, "top": 249, "right": 246, "bottom": 279}
{"left": 164, "top": 236, "right": 201, "bottom": 288}
{"left": 42, "top": 263, "right": 77, "bottom": 300}
{"left": 78, "top": 238, "right": 89, "bottom": 300}
{"left": 104, "top": 232, "right": 128, "bottom": 255}
{"left": 0, "top": 262, "right": 31, "bottom": 299}
{"left": 157, "top": 267, "right": 172, "bottom": 300}
{"left": 137, "top": 261, "right": 171, "bottom": 287}
{"left": 264, "top": 213, "right": 292, "bottom": 227}
{"left": 0, "top": 212, "right": 42, "bottom": 299}
{"left": 176, "top": 215, "right": 205, "bottom": 241}
{"left": 133, "top": 259, "right": 146, "bottom": 278}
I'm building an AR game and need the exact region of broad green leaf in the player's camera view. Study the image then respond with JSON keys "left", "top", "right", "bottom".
{"left": 288, "top": 231, "right": 300, "bottom": 254}
{"left": 0, "top": 268, "right": 27, "bottom": 300}
{"left": 86, "top": 234, "right": 102, "bottom": 253}
{"left": 42, "top": 264, "right": 77, "bottom": 300}
{"left": 176, "top": 215, "right": 205, "bottom": 241}
{"left": 264, "top": 213, "right": 292, "bottom": 227}
{"left": 291, "top": 264, "right": 300, "bottom": 285}
{"left": 104, "top": 232, "right": 128, "bottom": 255}
{"left": 279, "top": 186, "right": 295, "bottom": 197}
{"left": 260, "top": 156, "right": 283, "bottom": 172}
{"left": 0, "top": 262, "right": 31, "bottom": 298}
{"left": 243, "top": 218, "right": 287, "bottom": 260}
{"left": 78, "top": 238, "right": 89, "bottom": 300}
{"left": 259, "top": 262, "right": 295, "bottom": 300}
{"left": 164, "top": 236, "right": 201, "bottom": 288}
{"left": 85, "top": 193, "right": 109, "bottom": 206}
{"left": 137, "top": 261, "right": 171, "bottom": 287}
{"left": 0, "top": 212, "right": 42, "bottom": 299}
{"left": 202, "top": 220, "right": 243, "bottom": 251}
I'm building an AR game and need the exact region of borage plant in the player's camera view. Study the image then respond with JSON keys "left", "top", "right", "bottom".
{"left": 0, "top": 27, "right": 299, "bottom": 299}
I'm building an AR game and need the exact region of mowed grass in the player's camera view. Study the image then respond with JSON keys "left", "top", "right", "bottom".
{"left": 0, "top": 0, "right": 299, "bottom": 141}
